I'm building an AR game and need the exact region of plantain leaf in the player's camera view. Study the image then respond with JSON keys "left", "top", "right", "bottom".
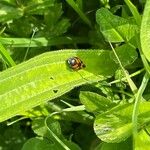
{"left": 0, "top": 49, "right": 137, "bottom": 122}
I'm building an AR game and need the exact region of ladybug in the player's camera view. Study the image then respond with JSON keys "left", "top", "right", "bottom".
{"left": 67, "top": 57, "right": 86, "bottom": 70}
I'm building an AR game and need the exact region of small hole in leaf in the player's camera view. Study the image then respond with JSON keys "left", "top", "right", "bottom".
{"left": 53, "top": 90, "right": 58, "bottom": 93}
{"left": 50, "top": 77, "right": 54, "bottom": 80}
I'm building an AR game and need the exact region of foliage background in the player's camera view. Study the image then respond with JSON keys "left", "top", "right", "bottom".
{"left": 0, "top": 0, "right": 150, "bottom": 150}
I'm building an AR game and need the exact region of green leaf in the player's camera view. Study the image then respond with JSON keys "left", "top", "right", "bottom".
{"left": 0, "top": 43, "right": 16, "bottom": 67}
{"left": 0, "top": 123, "right": 27, "bottom": 150}
{"left": 94, "top": 101, "right": 150, "bottom": 143}
{"left": 44, "top": 3, "right": 63, "bottom": 27}
{"left": 0, "top": 0, "right": 17, "bottom": 5}
{"left": 124, "top": 0, "right": 141, "bottom": 26}
{"left": 73, "top": 124, "right": 99, "bottom": 150}
{"left": 43, "top": 3, "right": 71, "bottom": 37}
{"left": 110, "top": 44, "right": 138, "bottom": 66}
{"left": 135, "top": 129, "right": 150, "bottom": 150}
{"left": 32, "top": 118, "right": 53, "bottom": 138}
{"left": 0, "top": 49, "right": 137, "bottom": 122}
{"left": 79, "top": 91, "right": 114, "bottom": 113}
{"left": 22, "top": 138, "right": 53, "bottom": 150}
{"left": 8, "top": 17, "right": 33, "bottom": 37}
{"left": 66, "top": 0, "right": 92, "bottom": 28}
{"left": 24, "top": 0, "right": 55, "bottom": 15}
{"left": 0, "top": 3, "right": 23, "bottom": 22}
{"left": 96, "top": 8, "right": 139, "bottom": 42}
{"left": 96, "top": 138, "right": 132, "bottom": 150}
{"left": 140, "top": 0, "right": 150, "bottom": 62}
{"left": 22, "top": 118, "right": 81, "bottom": 150}
{"left": 0, "top": 37, "right": 88, "bottom": 47}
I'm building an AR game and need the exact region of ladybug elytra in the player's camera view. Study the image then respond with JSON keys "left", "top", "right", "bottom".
{"left": 67, "top": 57, "right": 86, "bottom": 70}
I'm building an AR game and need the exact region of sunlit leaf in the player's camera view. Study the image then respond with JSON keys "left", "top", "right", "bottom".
{"left": 94, "top": 102, "right": 150, "bottom": 143}
{"left": 135, "top": 129, "right": 150, "bottom": 150}
{"left": 96, "top": 8, "right": 139, "bottom": 42}
{"left": 80, "top": 91, "right": 114, "bottom": 113}
{"left": 0, "top": 49, "right": 137, "bottom": 122}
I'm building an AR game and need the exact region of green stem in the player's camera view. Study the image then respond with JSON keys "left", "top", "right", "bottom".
{"left": 132, "top": 72, "right": 149, "bottom": 148}
{"left": 66, "top": 0, "right": 92, "bottom": 28}
{"left": 23, "top": 28, "right": 38, "bottom": 61}
{"left": 45, "top": 115, "right": 71, "bottom": 150}
{"left": 109, "top": 42, "right": 138, "bottom": 93}
{"left": 124, "top": 0, "right": 141, "bottom": 26}
{"left": 109, "top": 68, "right": 144, "bottom": 84}
{"left": 112, "top": 89, "right": 133, "bottom": 98}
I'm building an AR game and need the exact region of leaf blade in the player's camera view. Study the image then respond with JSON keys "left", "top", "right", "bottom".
{"left": 0, "top": 49, "right": 137, "bottom": 122}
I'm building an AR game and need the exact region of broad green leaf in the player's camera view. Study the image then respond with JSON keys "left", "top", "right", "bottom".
{"left": 22, "top": 117, "right": 81, "bottom": 150}
{"left": 79, "top": 91, "right": 114, "bottom": 113}
{"left": 43, "top": 3, "right": 71, "bottom": 37}
{"left": 8, "top": 17, "right": 33, "bottom": 37}
{"left": 94, "top": 101, "right": 150, "bottom": 143}
{"left": 0, "top": 123, "right": 27, "bottom": 150}
{"left": 0, "top": 3, "right": 23, "bottom": 22}
{"left": 110, "top": 44, "right": 137, "bottom": 66}
{"left": 44, "top": 3, "right": 63, "bottom": 27}
{"left": 22, "top": 137, "right": 81, "bottom": 150}
{"left": 96, "top": 138, "right": 132, "bottom": 150}
{"left": 32, "top": 118, "right": 63, "bottom": 140}
{"left": 140, "top": 0, "right": 150, "bottom": 62}
{"left": 22, "top": 138, "right": 53, "bottom": 150}
{"left": 96, "top": 8, "right": 139, "bottom": 42}
{"left": 135, "top": 129, "right": 150, "bottom": 150}
{"left": 0, "top": 49, "right": 137, "bottom": 122}
{"left": 32, "top": 118, "right": 53, "bottom": 138}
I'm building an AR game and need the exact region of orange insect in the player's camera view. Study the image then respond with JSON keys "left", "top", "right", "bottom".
{"left": 67, "top": 57, "right": 86, "bottom": 70}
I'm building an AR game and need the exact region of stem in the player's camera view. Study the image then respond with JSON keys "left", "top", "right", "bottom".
{"left": 124, "top": 0, "right": 141, "bottom": 26}
{"left": 109, "top": 42, "right": 138, "bottom": 93}
{"left": 45, "top": 115, "right": 71, "bottom": 150}
{"left": 112, "top": 89, "right": 133, "bottom": 98}
{"left": 109, "top": 68, "right": 144, "bottom": 84}
{"left": 66, "top": 0, "right": 92, "bottom": 28}
{"left": 132, "top": 73, "right": 149, "bottom": 148}
{"left": 23, "top": 27, "right": 38, "bottom": 61}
